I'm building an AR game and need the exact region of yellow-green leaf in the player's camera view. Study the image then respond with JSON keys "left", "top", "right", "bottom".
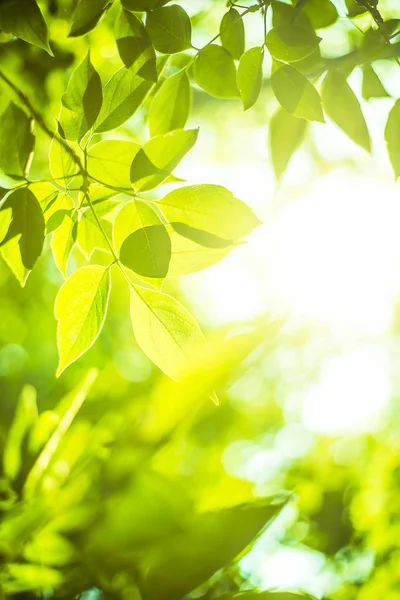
{"left": 220, "top": 8, "right": 245, "bottom": 60}
{"left": 385, "top": 99, "right": 400, "bottom": 179}
{"left": 269, "top": 108, "right": 307, "bottom": 179}
{"left": 87, "top": 140, "right": 140, "bottom": 189}
{"left": 0, "top": 0, "right": 52, "bottom": 54}
{"left": 146, "top": 5, "right": 191, "bottom": 54}
{"left": 149, "top": 71, "right": 191, "bottom": 136}
{"left": 237, "top": 47, "right": 264, "bottom": 110}
{"left": 194, "top": 45, "right": 239, "bottom": 99}
{"left": 271, "top": 61, "right": 324, "bottom": 122}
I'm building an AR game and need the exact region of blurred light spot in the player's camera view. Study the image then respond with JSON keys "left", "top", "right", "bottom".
{"left": 114, "top": 347, "right": 152, "bottom": 383}
{"left": 0, "top": 344, "right": 28, "bottom": 376}
{"left": 274, "top": 424, "right": 314, "bottom": 459}
{"left": 302, "top": 345, "right": 391, "bottom": 435}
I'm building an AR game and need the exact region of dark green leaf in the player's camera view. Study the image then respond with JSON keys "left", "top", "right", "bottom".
{"left": 346, "top": 0, "right": 367, "bottom": 17}
{"left": 291, "top": 0, "right": 338, "bottom": 29}
{"left": 146, "top": 5, "right": 191, "bottom": 54}
{"left": 0, "top": 188, "right": 45, "bottom": 270}
{"left": 69, "top": 0, "right": 111, "bottom": 37}
{"left": 220, "top": 8, "right": 245, "bottom": 60}
{"left": 149, "top": 70, "right": 191, "bottom": 135}
{"left": 0, "top": 0, "right": 52, "bottom": 54}
{"left": 237, "top": 47, "right": 264, "bottom": 110}
{"left": 0, "top": 103, "right": 35, "bottom": 183}
{"left": 271, "top": 61, "right": 324, "bottom": 122}
{"left": 60, "top": 52, "right": 103, "bottom": 141}
{"left": 362, "top": 65, "right": 389, "bottom": 100}
{"left": 139, "top": 498, "right": 285, "bottom": 600}
{"left": 321, "top": 70, "right": 371, "bottom": 151}
{"left": 122, "top": 0, "right": 171, "bottom": 10}
{"left": 269, "top": 108, "right": 307, "bottom": 179}
{"left": 120, "top": 224, "right": 171, "bottom": 278}
{"left": 115, "top": 9, "right": 157, "bottom": 81}
{"left": 130, "top": 128, "right": 198, "bottom": 191}
{"left": 385, "top": 99, "right": 400, "bottom": 179}
{"left": 194, "top": 45, "right": 239, "bottom": 99}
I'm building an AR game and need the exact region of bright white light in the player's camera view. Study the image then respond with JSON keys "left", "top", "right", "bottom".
{"left": 301, "top": 344, "right": 392, "bottom": 435}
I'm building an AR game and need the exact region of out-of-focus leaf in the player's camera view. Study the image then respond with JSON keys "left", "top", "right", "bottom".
{"left": 362, "top": 65, "right": 389, "bottom": 100}
{"left": 130, "top": 128, "right": 198, "bottom": 191}
{"left": 69, "top": 0, "right": 111, "bottom": 37}
{"left": 3, "top": 385, "right": 37, "bottom": 481}
{"left": 55, "top": 266, "right": 111, "bottom": 375}
{"left": 123, "top": 0, "right": 171, "bottom": 8}
{"left": 194, "top": 45, "right": 239, "bottom": 99}
{"left": 219, "top": 592, "right": 319, "bottom": 599}
{"left": 1, "top": 564, "right": 64, "bottom": 595}
{"left": 139, "top": 498, "right": 285, "bottom": 600}
{"left": 271, "top": 61, "right": 324, "bottom": 122}
{"left": 0, "top": 103, "right": 35, "bottom": 183}
{"left": 0, "top": 0, "right": 52, "bottom": 54}
{"left": 266, "top": 25, "right": 320, "bottom": 63}
{"left": 220, "top": 8, "right": 245, "bottom": 60}
{"left": 115, "top": 9, "right": 157, "bottom": 81}
{"left": 321, "top": 70, "right": 371, "bottom": 151}
{"left": 237, "top": 47, "right": 264, "bottom": 110}
{"left": 146, "top": 5, "right": 191, "bottom": 54}
{"left": 269, "top": 107, "right": 307, "bottom": 179}
{"left": 291, "top": 0, "right": 338, "bottom": 29}
{"left": 149, "top": 70, "right": 191, "bottom": 135}
{"left": 385, "top": 99, "right": 400, "bottom": 179}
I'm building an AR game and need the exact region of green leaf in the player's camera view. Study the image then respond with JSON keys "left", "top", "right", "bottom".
{"left": 220, "top": 593, "right": 318, "bottom": 600}
{"left": 237, "top": 47, "right": 264, "bottom": 110}
{"left": 0, "top": 207, "right": 12, "bottom": 244}
{"left": 167, "top": 227, "right": 236, "bottom": 277}
{"left": 271, "top": 61, "right": 324, "bottom": 122}
{"left": 1, "top": 564, "right": 64, "bottom": 595}
{"left": 362, "top": 65, "right": 389, "bottom": 100}
{"left": 385, "top": 99, "right": 400, "bottom": 179}
{"left": 51, "top": 213, "right": 77, "bottom": 278}
{"left": 130, "top": 284, "right": 204, "bottom": 380}
{"left": 146, "top": 5, "right": 192, "bottom": 54}
{"left": 194, "top": 45, "right": 239, "bottom": 99}
{"left": 77, "top": 203, "right": 115, "bottom": 259}
{"left": 158, "top": 184, "right": 261, "bottom": 239}
{"left": 220, "top": 8, "right": 245, "bottom": 60}
{"left": 60, "top": 52, "right": 103, "bottom": 141}
{"left": 149, "top": 70, "right": 191, "bottom": 136}
{"left": 345, "top": 0, "right": 367, "bottom": 17}
{"left": 0, "top": 188, "right": 45, "bottom": 270}
{"left": 3, "top": 385, "right": 37, "bottom": 481}
{"left": 321, "top": 70, "right": 371, "bottom": 151}
{"left": 291, "top": 0, "right": 338, "bottom": 29}
{"left": 139, "top": 498, "right": 285, "bottom": 600}
{"left": 170, "top": 222, "right": 233, "bottom": 248}
{"left": 130, "top": 128, "right": 198, "bottom": 192}
{"left": 43, "top": 192, "right": 75, "bottom": 233}
{"left": 87, "top": 140, "right": 140, "bottom": 189}
{"left": 269, "top": 108, "right": 307, "bottom": 179}
{"left": 0, "top": 103, "right": 35, "bottom": 183}
{"left": 0, "top": 0, "right": 52, "bottom": 54}
{"left": 120, "top": 224, "right": 171, "bottom": 278}
{"left": 49, "top": 138, "right": 83, "bottom": 189}
{"left": 69, "top": 0, "right": 111, "bottom": 37}
{"left": 115, "top": 9, "right": 157, "bottom": 81}
{"left": 0, "top": 237, "right": 30, "bottom": 286}
{"left": 266, "top": 25, "right": 321, "bottom": 63}
{"left": 122, "top": 0, "right": 171, "bottom": 10}
{"left": 93, "top": 68, "right": 154, "bottom": 133}
{"left": 55, "top": 265, "right": 111, "bottom": 376}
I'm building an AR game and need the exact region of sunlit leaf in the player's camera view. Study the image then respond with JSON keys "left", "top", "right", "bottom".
{"left": 0, "top": 0, "right": 52, "bottom": 54}
{"left": 362, "top": 65, "right": 389, "bottom": 100}
{"left": 130, "top": 128, "right": 198, "bottom": 191}
{"left": 158, "top": 184, "right": 261, "bottom": 239}
{"left": 77, "top": 203, "right": 115, "bottom": 259}
{"left": 271, "top": 61, "right": 324, "bottom": 122}
{"left": 55, "top": 266, "right": 111, "bottom": 375}
{"left": 269, "top": 107, "right": 307, "bottom": 179}
{"left": 51, "top": 213, "right": 77, "bottom": 278}
{"left": 220, "top": 8, "right": 245, "bottom": 60}
{"left": 146, "top": 5, "right": 191, "bottom": 54}
{"left": 237, "top": 47, "right": 264, "bottom": 110}
{"left": 69, "top": 0, "right": 111, "bottom": 37}
{"left": 1, "top": 564, "right": 64, "bottom": 595}
{"left": 60, "top": 52, "right": 103, "bottom": 141}
{"left": 122, "top": 0, "right": 172, "bottom": 11}
{"left": 115, "top": 8, "right": 157, "bottom": 81}
{"left": 87, "top": 140, "right": 140, "bottom": 189}
{"left": 170, "top": 222, "right": 233, "bottom": 248}
{"left": 195, "top": 45, "right": 239, "bottom": 99}
{"left": 49, "top": 137, "right": 83, "bottom": 189}
{"left": 266, "top": 21, "right": 320, "bottom": 63}
{"left": 321, "top": 70, "right": 371, "bottom": 151}
{"left": 149, "top": 70, "right": 191, "bottom": 136}
{"left": 130, "top": 283, "right": 204, "bottom": 380}
{"left": 291, "top": 0, "right": 338, "bottom": 29}
{"left": 3, "top": 385, "right": 37, "bottom": 481}
{"left": 120, "top": 224, "right": 171, "bottom": 278}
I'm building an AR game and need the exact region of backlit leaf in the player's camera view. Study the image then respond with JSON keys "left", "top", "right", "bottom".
{"left": 291, "top": 0, "right": 338, "bottom": 29}
{"left": 362, "top": 65, "right": 389, "bottom": 100}
{"left": 0, "top": 103, "right": 35, "bottom": 184}
{"left": 149, "top": 70, "right": 191, "bottom": 136}
{"left": 194, "top": 45, "right": 239, "bottom": 99}
{"left": 266, "top": 25, "right": 321, "bottom": 63}
{"left": 3, "top": 385, "right": 37, "bottom": 481}
{"left": 237, "top": 47, "right": 264, "bottom": 110}
{"left": 0, "top": 0, "right": 51, "bottom": 54}
{"left": 122, "top": 0, "right": 172, "bottom": 10}
{"left": 385, "top": 99, "right": 400, "bottom": 179}
{"left": 115, "top": 9, "right": 157, "bottom": 81}
{"left": 146, "top": 5, "right": 192, "bottom": 54}
{"left": 87, "top": 140, "right": 140, "bottom": 189}
{"left": 271, "top": 61, "right": 324, "bottom": 122}
{"left": 69, "top": 0, "right": 111, "bottom": 37}
{"left": 269, "top": 108, "right": 307, "bottom": 179}
{"left": 220, "top": 8, "right": 245, "bottom": 60}
{"left": 321, "top": 70, "right": 371, "bottom": 151}
{"left": 55, "top": 265, "right": 111, "bottom": 375}
{"left": 60, "top": 53, "right": 103, "bottom": 141}
{"left": 120, "top": 224, "right": 171, "bottom": 278}
{"left": 51, "top": 213, "right": 77, "bottom": 278}
{"left": 130, "top": 128, "right": 198, "bottom": 191}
